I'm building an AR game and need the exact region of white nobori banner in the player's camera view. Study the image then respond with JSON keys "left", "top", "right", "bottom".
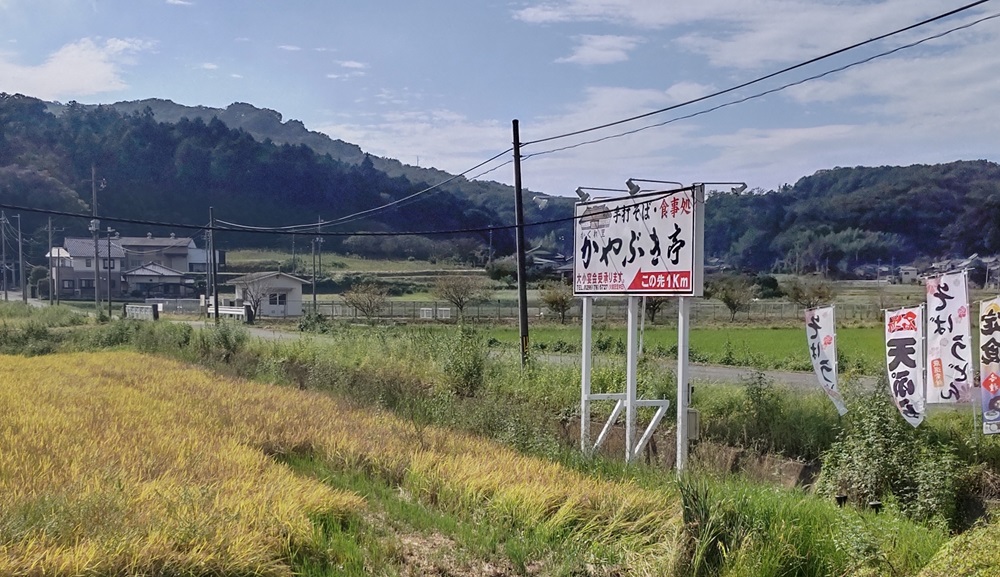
{"left": 804, "top": 306, "right": 847, "bottom": 415}
{"left": 925, "top": 271, "right": 973, "bottom": 403}
{"left": 980, "top": 297, "right": 1000, "bottom": 434}
{"left": 885, "top": 306, "right": 925, "bottom": 427}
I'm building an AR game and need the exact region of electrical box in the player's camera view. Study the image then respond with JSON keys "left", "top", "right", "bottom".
{"left": 687, "top": 409, "right": 700, "bottom": 441}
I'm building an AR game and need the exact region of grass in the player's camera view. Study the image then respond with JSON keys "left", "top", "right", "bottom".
{"left": 0, "top": 315, "right": 967, "bottom": 576}
{"left": 0, "top": 351, "right": 685, "bottom": 575}
{"left": 484, "top": 324, "right": 887, "bottom": 375}
{"left": 0, "top": 352, "right": 364, "bottom": 576}
{"left": 227, "top": 249, "right": 470, "bottom": 273}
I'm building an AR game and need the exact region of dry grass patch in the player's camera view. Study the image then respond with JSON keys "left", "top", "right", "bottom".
{"left": 0, "top": 352, "right": 683, "bottom": 575}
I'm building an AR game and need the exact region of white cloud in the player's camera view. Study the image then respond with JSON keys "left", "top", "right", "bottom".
{"left": 230, "top": 73, "right": 243, "bottom": 78}
{"left": 278, "top": 45, "right": 301, "bottom": 51}
{"left": 0, "top": 37, "right": 151, "bottom": 100}
{"left": 199, "top": 62, "right": 218, "bottom": 70}
{"left": 316, "top": 109, "right": 509, "bottom": 176}
{"left": 165, "top": 0, "right": 193, "bottom": 5}
{"left": 338, "top": 60, "right": 367, "bottom": 69}
{"left": 555, "top": 34, "right": 642, "bottom": 65}
{"left": 517, "top": 0, "right": 976, "bottom": 69}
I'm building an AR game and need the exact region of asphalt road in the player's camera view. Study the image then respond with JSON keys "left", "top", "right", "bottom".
{"left": 22, "top": 297, "right": 867, "bottom": 389}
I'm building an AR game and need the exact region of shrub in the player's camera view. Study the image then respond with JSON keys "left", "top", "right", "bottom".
{"left": 442, "top": 325, "right": 487, "bottom": 397}
{"left": 817, "top": 380, "right": 969, "bottom": 528}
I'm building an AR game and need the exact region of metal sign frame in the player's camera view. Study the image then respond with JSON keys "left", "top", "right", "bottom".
{"left": 577, "top": 185, "right": 704, "bottom": 470}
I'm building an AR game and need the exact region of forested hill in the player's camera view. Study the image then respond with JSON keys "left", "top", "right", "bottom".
{"left": 53, "top": 98, "right": 547, "bottom": 231}
{"left": 705, "top": 161, "right": 1000, "bottom": 274}
{"left": 2, "top": 92, "right": 996, "bottom": 272}
{"left": 0, "top": 93, "right": 573, "bottom": 261}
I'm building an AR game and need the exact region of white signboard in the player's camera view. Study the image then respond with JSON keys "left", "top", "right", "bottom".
{"left": 805, "top": 306, "right": 847, "bottom": 415}
{"left": 925, "top": 271, "right": 972, "bottom": 403}
{"left": 885, "top": 306, "right": 925, "bottom": 428}
{"left": 573, "top": 186, "right": 704, "bottom": 296}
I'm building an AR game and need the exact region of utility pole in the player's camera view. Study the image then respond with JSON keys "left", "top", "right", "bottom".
{"left": 48, "top": 217, "right": 53, "bottom": 305}
{"left": 1, "top": 211, "right": 7, "bottom": 301}
{"left": 512, "top": 119, "right": 529, "bottom": 367}
{"left": 15, "top": 215, "right": 24, "bottom": 304}
{"left": 91, "top": 164, "right": 100, "bottom": 313}
{"left": 311, "top": 236, "right": 317, "bottom": 311}
{"left": 316, "top": 216, "right": 323, "bottom": 280}
{"left": 105, "top": 227, "right": 116, "bottom": 317}
{"left": 210, "top": 207, "right": 219, "bottom": 324}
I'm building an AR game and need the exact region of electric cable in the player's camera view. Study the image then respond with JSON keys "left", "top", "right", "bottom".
{"left": 216, "top": 147, "right": 514, "bottom": 233}
{"left": 522, "top": 0, "right": 993, "bottom": 147}
{"left": 0, "top": 187, "right": 688, "bottom": 240}
{"left": 523, "top": 11, "right": 1000, "bottom": 160}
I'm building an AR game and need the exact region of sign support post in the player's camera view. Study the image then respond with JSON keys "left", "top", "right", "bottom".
{"left": 677, "top": 295, "right": 690, "bottom": 472}
{"left": 580, "top": 296, "right": 593, "bottom": 454}
{"left": 625, "top": 295, "right": 639, "bottom": 463}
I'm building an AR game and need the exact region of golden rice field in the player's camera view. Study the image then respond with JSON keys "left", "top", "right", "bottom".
{"left": 0, "top": 352, "right": 682, "bottom": 575}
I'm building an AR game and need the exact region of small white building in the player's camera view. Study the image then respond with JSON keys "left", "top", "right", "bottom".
{"left": 227, "top": 271, "right": 308, "bottom": 318}
{"left": 898, "top": 266, "right": 920, "bottom": 284}
{"left": 123, "top": 263, "right": 196, "bottom": 297}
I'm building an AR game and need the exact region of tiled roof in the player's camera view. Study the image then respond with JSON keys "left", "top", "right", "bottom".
{"left": 122, "top": 262, "right": 187, "bottom": 277}
{"left": 227, "top": 271, "right": 309, "bottom": 285}
{"left": 63, "top": 237, "right": 125, "bottom": 259}
{"left": 117, "top": 236, "right": 195, "bottom": 248}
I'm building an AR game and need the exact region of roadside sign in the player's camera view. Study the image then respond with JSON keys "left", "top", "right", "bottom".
{"left": 573, "top": 186, "right": 704, "bottom": 296}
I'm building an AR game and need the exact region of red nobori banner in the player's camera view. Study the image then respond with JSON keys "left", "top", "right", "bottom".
{"left": 885, "top": 306, "right": 925, "bottom": 428}
{"left": 573, "top": 186, "right": 704, "bottom": 297}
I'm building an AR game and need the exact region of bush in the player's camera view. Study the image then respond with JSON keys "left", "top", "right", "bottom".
{"left": 818, "top": 381, "right": 969, "bottom": 528}
{"left": 442, "top": 325, "right": 487, "bottom": 397}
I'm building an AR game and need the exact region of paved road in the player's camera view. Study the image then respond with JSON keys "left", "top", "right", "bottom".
{"left": 182, "top": 319, "right": 863, "bottom": 389}
{"left": 23, "top": 298, "right": 868, "bottom": 389}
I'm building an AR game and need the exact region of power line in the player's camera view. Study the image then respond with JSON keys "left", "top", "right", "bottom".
{"left": 216, "top": 147, "right": 515, "bottom": 233}
{"left": 521, "top": 0, "right": 993, "bottom": 147}
{"left": 0, "top": 188, "right": 686, "bottom": 242}
{"left": 522, "top": 11, "right": 1000, "bottom": 160}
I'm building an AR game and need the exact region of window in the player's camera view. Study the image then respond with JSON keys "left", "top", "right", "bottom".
{"left": 102, "top": 259, "right": 115, "bottom": 270}
{"left": 85, "top": 258, "right": 92, "bottom": 268}
{"left": 80, "top": 279, "right": 94, "bottom": 289}
{"left": 268, "top": 293, "right": 286, "bottom": 306}
{"left": 62, "top": 279, "right": 75, "bottom": 289}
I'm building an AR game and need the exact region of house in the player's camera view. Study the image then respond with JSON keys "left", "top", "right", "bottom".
{"left": 118, "top": 233, "right": 200, "bottom": 272}
{"left": 898, "top": 266, "right": 920, "bottom": 284}
{"left": 122, "top": 263, "right": 197, "bottom": 297}
{"left": 53, "top": 233, "right": 223, "bottom": 300}
{"left": 54, "top": 237, "right": 126, "bottom": 300}
{"left": 227, "top": 271, "right": 308, "bottom": 317}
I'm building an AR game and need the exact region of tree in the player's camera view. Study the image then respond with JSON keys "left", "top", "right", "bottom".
{"left": 342, "top": 282, "right": 388, "bottom": 324}
{"left": 431, "top": 275, "right": 493, "bottom": 320}
{"left": 233, "top": 273, "right": 278, "bottom": 323}
{"left": 644, "top": 296, "right": 674, "bottom": 324}
{"left": 782, "top": 276, "right": 836, "bottom": 309}
{"left": 539, "top": 281, "right": 575, "bottom": 324}
{"left": 705, "top": 274, "right": 758, "bottom": 321}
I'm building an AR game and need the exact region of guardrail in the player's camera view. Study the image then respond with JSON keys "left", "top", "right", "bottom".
{"left": 123, "top": 304, "right": 159, "bottom": 321}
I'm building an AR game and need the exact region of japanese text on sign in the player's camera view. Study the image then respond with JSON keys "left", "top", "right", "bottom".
{"left": 885, "top": 307, "right": 925, "bottom": 428}
{"left": 980, "top": 298, "right": 1000, "bottom": 434}
{"left": 804, "top": 306, "right": 847, "bottom": 415}
{"left": 926, "top": 272, "right": 971, "bottom": 403}
{"left": 574, "top": 187, "right": 703, "bottom": 296}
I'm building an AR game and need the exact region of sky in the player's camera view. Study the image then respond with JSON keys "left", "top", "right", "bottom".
{"left": 2, "top": 0, "right": 1000, "bottom": 196}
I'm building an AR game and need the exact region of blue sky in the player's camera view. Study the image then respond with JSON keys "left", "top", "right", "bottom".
{"left": 2, "top": 0, "right": 999, "bottom": 196}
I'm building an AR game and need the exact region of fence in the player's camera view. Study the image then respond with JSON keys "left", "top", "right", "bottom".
{"left": 141, "top": 295, "right": 884, "bottom": 325}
